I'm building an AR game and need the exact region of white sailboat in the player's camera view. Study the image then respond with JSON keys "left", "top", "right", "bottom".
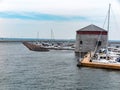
{"left": 92, "top": 4, "right": 120, "bottom": 63}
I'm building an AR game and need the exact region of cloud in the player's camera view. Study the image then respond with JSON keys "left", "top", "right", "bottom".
{"left": 0, "top": 0, "right": 119, "bottom": 22}
{"left": 0, "top": 12, "right": 88, "bottom": 21}
{"left": 0, "top": 0, "right": 119, "bottom": 21}
{"left": 0, "top": 0, "right": 120, "bottom": 40}
{"left": 0, "top": 0, "right": 113, "bottom": 15}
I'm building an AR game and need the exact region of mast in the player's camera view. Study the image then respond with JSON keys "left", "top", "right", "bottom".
{"left": 106, "top": 4, "right": 111, "bottom": 55}
{"left": 51, "top": 29, "right": 54, "bottom": 41}
{"left": 107, "top": 4, "right": 111, "bottom": 33}
{"left": 37, "top": 32, "right": 39, "bottom": 39}
{"left": 93, "top": 4, "right": 111, "bottom": 55}
{"left": 36, "top": 32, "right": 39, "bottom": 44}
{"left": 93, "top": 4, "right": 111, "bottom": 58}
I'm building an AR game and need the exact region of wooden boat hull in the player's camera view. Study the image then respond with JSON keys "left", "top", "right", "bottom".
{"left": 80, "top": 52, "right": 120, "bottom": 70}
{"left": 23, "top": 42, "right": 49, "bottom": 52}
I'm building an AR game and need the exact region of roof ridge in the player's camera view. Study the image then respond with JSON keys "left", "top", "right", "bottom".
{"left": 77, "top": 24, "right": 107, "bottom": 32}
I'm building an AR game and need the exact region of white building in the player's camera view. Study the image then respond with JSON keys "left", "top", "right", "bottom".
{"left": 75, "top": 24, "right": 108, "bottom": 55}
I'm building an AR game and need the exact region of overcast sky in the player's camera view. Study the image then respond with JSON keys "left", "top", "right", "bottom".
{"left": 0, "top": 0, "right": 120, "bottom": 40}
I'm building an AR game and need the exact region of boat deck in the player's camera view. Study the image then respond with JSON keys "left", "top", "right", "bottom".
{"left": 80, "top": 52, "right": 120, "bottom": 70}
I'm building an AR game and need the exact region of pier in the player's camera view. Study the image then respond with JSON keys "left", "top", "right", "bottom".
{"left": 80, "top": 52, "right": 120, "bottom": 70}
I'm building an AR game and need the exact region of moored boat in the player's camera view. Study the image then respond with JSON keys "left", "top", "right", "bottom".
{"left": 79, "top": 52, "right": 120, "bottom": 70}
{"left": 77, "top": 4, "right": 120, "bottom": 70}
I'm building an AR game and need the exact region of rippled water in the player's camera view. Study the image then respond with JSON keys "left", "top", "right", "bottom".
{"left": 0, "top": 42, "right": 120, "bottom": 90}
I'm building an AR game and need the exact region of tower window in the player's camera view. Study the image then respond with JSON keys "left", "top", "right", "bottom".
{"left": 80, "top": 41, "right": 83, "bottom": 44}
{"left": 96, "top": 41, "right": 102, "bottom": 46}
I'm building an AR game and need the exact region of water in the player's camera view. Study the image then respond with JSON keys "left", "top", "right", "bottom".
{"left": 0, "top": 42, "right": 120, "bottom": 90}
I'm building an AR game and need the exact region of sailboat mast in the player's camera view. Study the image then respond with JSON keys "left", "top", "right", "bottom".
{"left": 36, "top": 32, "right": 39, "bottom": 43}
{"left": 51, "top": 29, "right": 54, "bottom": 40}
{"left": 107, "top": 4, "right": 111, "bottom": 34}
{"left": 106, "top": 4, "right": 111, "bottom": 55}
{"left": 37, "top": 32, "right": 39, "bottom": 39}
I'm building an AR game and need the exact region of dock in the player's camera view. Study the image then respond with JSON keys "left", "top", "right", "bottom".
{"left": 80, "top": 52, "right": 120, "bottom": 70}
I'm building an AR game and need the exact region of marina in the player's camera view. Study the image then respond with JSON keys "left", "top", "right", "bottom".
{"left": 0, "top": 0, "right": 120, "bottom": 90}
{"left": 1, "top": 42, "right": 120, "bottom": 90}
{"left": 76, "top": 4, "right": 120, "bottom": 70}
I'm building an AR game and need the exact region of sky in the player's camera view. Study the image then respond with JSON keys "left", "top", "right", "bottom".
{"left": 0, "top": 0, "right": 120, "bottom": 40}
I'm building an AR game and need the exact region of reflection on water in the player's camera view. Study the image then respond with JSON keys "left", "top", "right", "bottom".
{"left": 0, "top": 42, "right": 120, "bottom": 90}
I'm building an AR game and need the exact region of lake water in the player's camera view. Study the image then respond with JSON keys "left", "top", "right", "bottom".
{"left": 0, "top": 42, "right": 120, "bottom": 90}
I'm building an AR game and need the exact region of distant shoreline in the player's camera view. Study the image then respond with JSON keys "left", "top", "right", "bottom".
{"left": 0, "top": 38, "right": 120, "bottom": 44}
{"left": 0, "top": 38, "right": 75, "bottom": 43}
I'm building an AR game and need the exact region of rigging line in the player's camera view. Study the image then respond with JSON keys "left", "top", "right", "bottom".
{"left": 111, "top": 7, "right": 120, "bottom": 31}
{"left": 93, "top": 32, "right": 102, "bottom": 54}
{"left": 93, "top": 4, "right": 111, "bottom": 54}
{"left": 94, "top": 27, "right": 105, "bottom": 54}
{"left": 102, "top": 11, "right": 108, "bottom": 29}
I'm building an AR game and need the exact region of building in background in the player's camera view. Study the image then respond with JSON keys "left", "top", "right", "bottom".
{"left": 75, "top": 24, "right": 108, "bottom": 56}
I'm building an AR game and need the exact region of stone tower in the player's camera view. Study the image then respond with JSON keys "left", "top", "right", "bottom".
{"left": 75, "top": 24, "right": 108, "bottom": 56}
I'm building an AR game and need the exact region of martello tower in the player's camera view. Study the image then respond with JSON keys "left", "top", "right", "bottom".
{"left": 75, "top": 24, "right": 108, "bottom": 55}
